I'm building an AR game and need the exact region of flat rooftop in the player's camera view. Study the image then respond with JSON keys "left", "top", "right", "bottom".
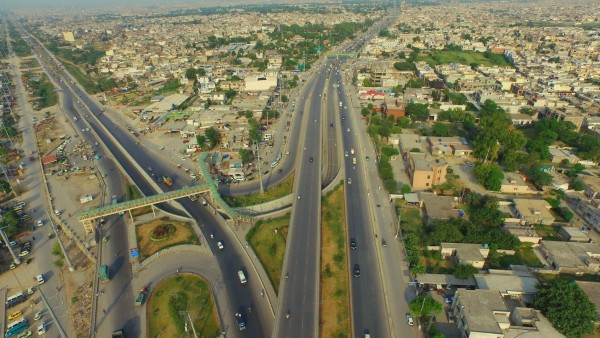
{"left": 421, "top": 195, "right": 461, "bottom": 221}
{"left": 456, "top": 290, "right": 508, "bottom": 335}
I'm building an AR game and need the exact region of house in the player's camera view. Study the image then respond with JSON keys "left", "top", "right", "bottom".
{"left": 504, "top": 227, "right": 542, "bottom": 245}
{"left": 451, "top": 143, "right": 473, "bottom": 157}
{"left": 500, "top": 174, "right": 531, "bottom": 194}
{"left": 398, "top": 133, "right": 427, "bottom": 159}
{"left": 474, "top": 269, "right": 539, "bottom": 302}
{"left": 421, "top": 195, "right": 462, "bottom": 225}
{"left": 244, "top": 72, "right": 278, "bottom": 92}
{"left": 452, "top": 290, "right": 564, "bottom": 338}
{"left": 512, "top": 199, "right": 555, "bottom": 225}
{"left": 406, "top": 152, "right": 448, "bottom": 190}
{"left": 440, "top": 243, "right": 490, "bottom": 269}
{"left": 558, "top": 226, "right": 590, "bottom": 243}
{"left": 540, "top": 240, "right": 600, "bottom": 274}
{"left": 549, "top": 148, "right": 580, "bottom": 164}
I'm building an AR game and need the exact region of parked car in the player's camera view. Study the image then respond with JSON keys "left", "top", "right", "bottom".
{"left": 8, "top": 310, "right": 22, "bottom": 320}
{"left": 406, "top": 313, "right": 414, "bottom": 326}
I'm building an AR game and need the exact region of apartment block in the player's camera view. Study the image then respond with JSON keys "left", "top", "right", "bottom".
{"left": 406, "top": 152, "right": 447, "bottom": 190}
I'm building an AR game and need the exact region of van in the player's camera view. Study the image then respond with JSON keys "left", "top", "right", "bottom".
{"left": 238, "top": 270, "right": 247, "bottom": 284}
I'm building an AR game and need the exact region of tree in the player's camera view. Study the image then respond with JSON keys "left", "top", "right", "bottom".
{"left": 528, "top": 166, "right": 553, "bottom": 189}
{"left": 464, "top": 193, "right": 504, "bottom": 227}
{"left": 362, "top": 77, "right": 374, "bottom": 87}
{"left": 401, "top": 184, "right": 412, "bottom": 194}
{"left": 238, "top": 148, "right": 254, "bottom": 164}
{"left": 429, "top": 220, "right": 464, "bottom": 244}
{"left": 571, "top": 179, "right": 585, "bottom": 191}
{"left": 409, "top": 264, "right": 425, "bottom": 277}
{"left": 453, "top": 264, "right": 478, "bottom": 279}
{"left": 204, "top": 127, "right": 221, "bottom": 149}
{"left": 195, "top": 134, "right": 207, "bottom": 150}
{"left": 393, "top": 61, "right": 416, "bottom": 71}
{"left": 0, "top": 210, "right": 20, "bottom": 237}
{"left": 473, "top": 163, "right": 504, "bottom": 191}
{"left": 405, "top": 103, "right": 429, "bottom": 122}
{"left": 409, "top": 294, "right": 443, "bottom": 318}
{"left": 185, "top": 68, "right": 198, "bottom": 81}
{"left": 533, "top": 280, "right": 596, "bottom": 338}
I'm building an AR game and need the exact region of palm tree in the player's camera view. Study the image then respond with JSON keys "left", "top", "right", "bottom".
{"left": 409, "top": 264, "right": 426, "bottom": 278}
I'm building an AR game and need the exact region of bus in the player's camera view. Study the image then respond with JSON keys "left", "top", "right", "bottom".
{"left": 6, "top": 292, "right": 26, "bottom": 309}
{"left": 5, "top": 318, "right": 28, "bottom": 337}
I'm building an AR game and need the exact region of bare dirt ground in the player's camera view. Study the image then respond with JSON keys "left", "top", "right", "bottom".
{"left": 136, "top": 218, "right": 198, "bottom": 258}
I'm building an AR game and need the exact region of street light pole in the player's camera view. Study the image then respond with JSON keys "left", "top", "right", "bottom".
{"left": 255, "top": 143, "right": 264, "bottom": 195}
{"left": 395, "top": 207, "right": 403, "bottom": 239}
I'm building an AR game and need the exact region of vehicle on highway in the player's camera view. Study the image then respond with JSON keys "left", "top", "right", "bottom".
{"left": 99, "top": 265, "right": 110, "bottom": 283}
{"left": 235, "top": 312, "right": 246, "bottom": 331}
{"left": 345, "top": 151, "right": 348, "bottom": 157}
{"left": 354, "top": 264, "right": 360, "bottom": 278}
{"left": 238, "top": 270, "right": 247, "bottom": 284}
{"left": 135, "top": 286, "right": 149, "bottom": 306}
{"left": 406, "top": 313, "right": 414, "bottom": 326}
{"left": 382, "top": 239, "right": 387, "bottom": 247}
{"left": 309, "top": 157, "right": 314, "bottom": 162}
{"left": 347, "top": 178, "right": 352, "bottom": 185}
{"left": 350, "top": 238, "right": 357, "bottom": 250}
{"left": 366, "top": 156, "right": 370, "bottom": 161}
{"left": 112, "top": 330, "right": 125, "bottom": 338}
{"left": 217, "top": 241, "right": 224, "bottom": 250}
{"left": 350, "top": 148, "right": 354, "bottom": 155}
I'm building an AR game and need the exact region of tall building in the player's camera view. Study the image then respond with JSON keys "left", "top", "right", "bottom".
{"left": 406, "top": 152, "right": 447, "bottom": 190}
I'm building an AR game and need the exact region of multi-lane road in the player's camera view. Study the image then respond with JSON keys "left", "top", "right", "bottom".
{"left": 9, "top": 8, "right": 421, "bottom": 338}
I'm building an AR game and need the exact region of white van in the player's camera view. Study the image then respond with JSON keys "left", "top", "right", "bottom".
{"left": 238, "top": 270, "right": 247, "bottom": 284}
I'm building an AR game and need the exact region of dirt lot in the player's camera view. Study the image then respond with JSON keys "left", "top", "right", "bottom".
{"left": 136, "top": 218, "right": 199, "bottom": 258}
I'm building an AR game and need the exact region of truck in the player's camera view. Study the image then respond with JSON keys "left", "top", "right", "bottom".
{"left": 111, "top": 195, "right": 118, "bottom": 205}
{"left": 99, "top": 265, "right": 110, "bottom": 283}
{"left": 163, "top": 176, "right": 173, "bottom": 187}
{"left": 135, "top": 286, "right": 148, "bottom": 306}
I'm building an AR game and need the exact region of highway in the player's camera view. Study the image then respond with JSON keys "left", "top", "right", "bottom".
{"left": 272, "top": 58, "right": 333, "bottom": 337}
{"left": 21, "top": 31, "right": 273, "bottom": 338}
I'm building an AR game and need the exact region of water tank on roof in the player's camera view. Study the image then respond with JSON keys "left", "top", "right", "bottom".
{"left": 483, "top": 243, "right": 489, "bottom": 249}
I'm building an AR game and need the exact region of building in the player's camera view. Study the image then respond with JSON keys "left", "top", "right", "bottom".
{"left": 452, "top": 290, "right": 564, "bottom": 338}
{"left": 398, "top": 133, "right": 427, "bottom": 159}
{"left": 244, "top": 72, "right": 278, "bottom": 92}
{"left": 512, "top": 199, "right": 555, "bottom": 225}
{"left": 558, "top": 226, "right": 590, "bottom": 243}
{"left": 406, "top": 152, "right": 448, "bottom": 190}
{"left": 421, "top": 195, "right": 462, "bottom": 225}
{"left": 440, "top": 243, "right": 490, "bottom": 269}
{"left": 500, "top": 174, "right": 531, "bottom": 194}
{"left": 474, "top": 269, "right": 539, "bottom": 302}
{"left": 504, "top": 227, "right": 542, "bottom": 245}
{"left": 62, "top": 31, "right": 75, "bottom": 42}
{"left": 548, "top": 148, "right": 580, "bottom": 164}
{"left": 540, "top": 241, "right": 600, "bottom": 274}
{"left": 144, "top": 94, "right": 190, "bottom": 115}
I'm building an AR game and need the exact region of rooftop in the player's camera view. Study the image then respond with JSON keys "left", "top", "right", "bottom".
{"left": 475, "top": 271, "right": 538, "bottom": 295}
{"left": 456, "top": 290, "right": 509, "bottom": 335}
{"left": 421, "top": 195, "right": 461, "bottom": 221}
{"left": 513, "top": 199, "right": 554, "bottom": 220}
{"left": 542, "top": 241, "right": 600, "bottom": 269}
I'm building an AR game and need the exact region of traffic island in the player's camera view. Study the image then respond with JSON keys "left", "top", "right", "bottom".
{"left": 320, "top": 182, "right": 351, "bottom": 338}
{"left": 147, "top": 274, "right": 220, "bottom": 338}
{"left": 135, "top": 217, "right": 199, "bottom": 259}
{"left": 246, "top": 214, "right": 290, "bottom": 293}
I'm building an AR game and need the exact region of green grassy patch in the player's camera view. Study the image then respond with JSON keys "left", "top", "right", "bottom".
{"left": 155, "top": 80, "right": 182, "bottom": 95}
{"left": 21, "top": 58, "right": 40, "bottom": 69}
{"left": 399, "top": 206, "right": 426, "bottom": 240}
{"left": 147, "top": 275, "right": 220, "bottom": 338}
{"left": 320, "top": 183, "right": 350, "bottom": 338}
{"left": 246, "top": 214, "right": 290, "bottom": 292}
{"left": 417, "top": 50, "right": 512, "bottom": 68}
{"left": 533, "top": 224, "right": 561, "bottom": 241}
{"left": 488, "top": 243, "right": 543, "bottom": 269}
{"left": 63, "top": 63, "right": 98, "bottom": 93}
{"left": 536, "top": 273, "right": 600, "bottom": 283}
{"left": 421, "top": 249, "right": 455, "bottom": 274}
{"left": 222, "top": 172, "right": 295, "bottom": 207}
{"left": 27, "top": 74, "right": 57, "bottom": 109}
{"left": 126, "top": 184, "right": 152, "bottom": 216}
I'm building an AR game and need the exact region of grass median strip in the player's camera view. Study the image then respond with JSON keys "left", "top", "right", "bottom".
{"left": 222, "top": 172, "right": 295, "bottom": 207}
{"left": 247, "top": 214, "right": 290, "bottom": 293}
{"left": 147, "top": 275, "right": 220, "bottom": 338}
{"left": 320, "top": 182, "right": 350, "bottom": 338}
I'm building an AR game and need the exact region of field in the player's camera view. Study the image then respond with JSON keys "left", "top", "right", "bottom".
{"left": 136, "top": 218, "right": 199, "bottom": 258}
{"left": 21, "top": 58, "right": 40, "bottom": 69}
{"left": 147, "top": 275, "right": 220, "bottom": 338}
{"left": 63, "top": 62, "right": 98, "bottom": 93}
{"left": 222, "top": 173, "right": 295, "bottom": 207}
{"left": 320, "top": 183, "right": 350, "bottom": 338}
{"left": 417, "top": 50, "right": 512, "bottom": 68}
{"left": 399, "top": 206, "right": 426, "bottom": 241}
{"left": 489, "top": 243, "right": 543, "bottom": 269}
{"left": 246, "top": 214, "right": 290, "bottom": 292}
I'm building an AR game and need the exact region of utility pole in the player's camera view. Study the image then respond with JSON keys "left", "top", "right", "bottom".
{"left": 47, "top": 209, "right": 75, "bottom": 272}
{"left": 395, "top": 207, "right": 403, "bottom": 239}
{"left": 255, "top": 143, "right": 264, "bottom": 195}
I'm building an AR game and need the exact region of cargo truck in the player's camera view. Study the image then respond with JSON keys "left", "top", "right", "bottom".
{"left": 135, "top": 286, "right": 148, "bottom": 306}
{"left": 99, "top": 265, "right": 110, "bottom": 283}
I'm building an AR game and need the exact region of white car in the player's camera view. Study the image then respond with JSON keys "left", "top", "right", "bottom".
{"left": 406, "top": 313, "right": 414, "bottom": 326}
{"left": 37, "top": 220, "right": 44, "bottom": 227}
{"left": 36, "top": 274, "right": 45, "bottom": 284}
{"left": 34, "top": 311, "right": 42, "bottom": 320}
{"left": 217, "top": 241, "right": 224, "bottom": 250}
{"left": 37, "top": 322, "right": 46, "bottom": 335}
{"left": 190, "top": 174, "right": 197, "bottom": 179}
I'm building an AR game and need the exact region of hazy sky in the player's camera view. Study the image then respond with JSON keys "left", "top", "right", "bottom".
{"left": 0, "top": 0, "right": 329, "bottom": 9}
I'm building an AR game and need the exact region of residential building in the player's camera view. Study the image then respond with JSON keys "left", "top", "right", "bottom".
{"left": 440, "top": 243, "right": 490, "bottom": 269}
{"left": 474, "top": 269, "right": 539, "bottom": 302}
{"left": 452, "top": 290, "right": 563, "bottom": 338}
{"left": 558, "top": 226, "right": 590, "bottom": 243}
{"left": 244, "top": 72, "right": 278, "bottom": 92}
{"left": 548, "top": 148, "right": 579, "bottom": 164}
{"left": 500, "top": 174, "right": 531, "bottom": 194}
{"left": 406, "top": 152, "right": 448, "bottom": 190}
{"left": 421, "top": 195, "right": 463, "bottom": 225}
{"left": 512, "top": 199, "right": 555, "bottom": 225}
{"left": 540, "top": 240, "right": 600, "bottom": 274}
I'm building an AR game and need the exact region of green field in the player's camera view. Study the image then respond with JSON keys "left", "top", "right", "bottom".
{"left": 222, "top": 173, "right": 295, "bottom": 207}
{"left": 63, "top": 63, "right": 98, "bottom": 93}
{"left": 147, "top": 275, "right": 220, "bottom": 338}
{"left": 246, "top": 215, "right": 290, "bottom": 292}
{"left": 417, "top": 50, "right": 512, "bottom": 68}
